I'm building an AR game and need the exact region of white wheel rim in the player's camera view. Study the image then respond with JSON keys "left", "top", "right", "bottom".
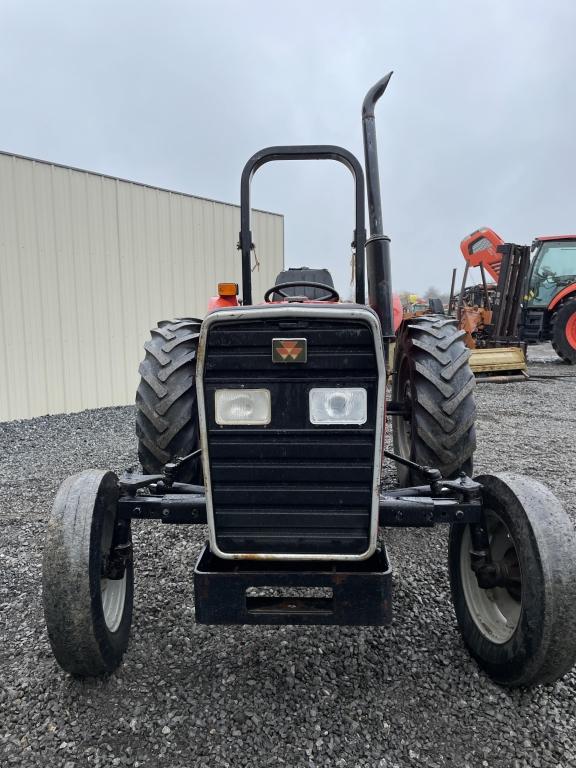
{"left": 459, "top": 513, "right": 522, "bottom": 644}
{"left": 100, "top": 573, "right": 127, "bottom": 633}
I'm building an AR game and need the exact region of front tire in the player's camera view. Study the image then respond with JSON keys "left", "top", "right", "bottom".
{"left": 449, "top": 473, "right": 576, "bottom": 687}
{"left": 391, "top": 315, "right": 476, "bottom": 485}
{"left": 43, "top": 470, "right": 134, "bottom": 676}
{"left": 552, "top": 298, "right": 576, "bottom": 364}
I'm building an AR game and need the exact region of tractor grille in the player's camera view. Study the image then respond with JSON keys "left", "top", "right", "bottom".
{"left": 199, "top": 309, "right": 382, "bottom": 559}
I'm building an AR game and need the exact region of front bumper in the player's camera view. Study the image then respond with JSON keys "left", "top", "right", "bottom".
{"left": 194, "top": 544, "right": 392, "bottom": 626}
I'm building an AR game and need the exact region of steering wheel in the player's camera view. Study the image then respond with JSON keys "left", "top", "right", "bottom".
{"left": 264, "top": 281, "right": 340, "bottom": 303}
{"left": 536, "top": 266, "right": 557, "bottom": 282}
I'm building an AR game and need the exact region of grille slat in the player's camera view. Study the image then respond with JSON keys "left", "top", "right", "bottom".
{"left": 211, "top": 462, "right": 373, "bottom": 484}
{"left": 215, "top": 510, "right": 368, "bottom": 528}
{"left": 210, "top": 439, "right": 374, "bottom": 461}
{"left": 215, "top": 534, "right": 368, "bottom": 556}
{"left": 202, "top": 315, "right": 379, "bottom": 556}
{"left": 206, "top": 352, "right": 376, "bottom": 372}
{"left": 212, "top": 487, "right": 373, "bottom": 507}
{"left": 208, "top": 327, "right": 374, "bottom": 347}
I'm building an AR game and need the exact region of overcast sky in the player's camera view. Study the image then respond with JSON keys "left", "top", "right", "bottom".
{"left": 1, "top": 0, "right": 575, "bottom": 297}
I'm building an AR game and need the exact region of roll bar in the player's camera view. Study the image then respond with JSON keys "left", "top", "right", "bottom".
{"left": 239, "top": 145, "right": 366, "bottom": 305}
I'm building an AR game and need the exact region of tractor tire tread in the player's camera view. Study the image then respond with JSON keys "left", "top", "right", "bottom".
{"left": 413, "top": 360, "right": 455, "bottom": 399}
{"left": 135, "top": 318, "right": 202, "bottom": 481}
{"left": 392, "top": 314, "right": 476, "bottom": 483}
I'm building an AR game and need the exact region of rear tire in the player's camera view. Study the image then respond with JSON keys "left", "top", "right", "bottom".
{"left": 551, "top": 298, "right": 576, "bottom": 364}
{"left": 136, "top": 318, "right": 203, "bottom": 482}
{"left": 391, "top": 315, "right": 476, "bottom": 486}
{"left": 43, "top": 470, "right": 133, "bottom": 677}
{"left": 449, "top": 473, "right": 576, "bottom": 687}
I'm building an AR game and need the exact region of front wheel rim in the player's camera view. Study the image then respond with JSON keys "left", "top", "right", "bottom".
{"left": 459, "top": 513, "right": 522, "bottom": 644}
{"left": 101, "top": 573, "right": 127, "bottom": 633}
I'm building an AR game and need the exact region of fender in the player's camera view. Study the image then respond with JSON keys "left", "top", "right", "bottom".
{"left": 548, "top": 283, "right": 576, "bottom": 312}
{"left": 392, "top": 293, "right": 403, "bottom": 332}
{"left": 207, "top": 295, "right": 239, "bottom": 312}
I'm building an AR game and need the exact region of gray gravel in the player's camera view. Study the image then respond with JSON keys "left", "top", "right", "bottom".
{"left": 1, "top": 343, "right": 576, "bottom": 768}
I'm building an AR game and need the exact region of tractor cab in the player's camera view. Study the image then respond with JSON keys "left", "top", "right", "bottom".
{"left": 521, "top": 235, "right": 576, "bottom": 362}
{"left": 526, "top": 236, "right": 576, "bottom": 308}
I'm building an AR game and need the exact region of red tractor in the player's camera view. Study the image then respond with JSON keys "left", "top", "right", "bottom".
{"left": 42, "top": 75, "right": 576, "bottom": 688}
{"left": 460, "top": 227, "right": 576, "bottom": 363}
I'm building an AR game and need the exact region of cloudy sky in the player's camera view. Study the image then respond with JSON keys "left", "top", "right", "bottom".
{"left": 1, "top": 0, "right": 574, "bottom": 297}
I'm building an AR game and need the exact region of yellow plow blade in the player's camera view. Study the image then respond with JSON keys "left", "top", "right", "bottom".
{"left": 469, "top": 346, "right": 528, "bottom": 382}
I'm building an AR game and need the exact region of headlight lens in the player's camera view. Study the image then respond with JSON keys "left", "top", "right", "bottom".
{"left": 215, "top": 389, "right": 271, "bottom": 425}
{"left": 309, "top": 388, "right": 367, "bottom": 425}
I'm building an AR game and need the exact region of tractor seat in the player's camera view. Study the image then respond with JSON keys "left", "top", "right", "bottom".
{"left": 270, "top": 267, "right": 335, "bottom": 300}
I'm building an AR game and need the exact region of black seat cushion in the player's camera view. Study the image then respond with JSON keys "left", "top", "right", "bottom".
{"left": 272, "top": 266, "right": 335, "bottom": 299}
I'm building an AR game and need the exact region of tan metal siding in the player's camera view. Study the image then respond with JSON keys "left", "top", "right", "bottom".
{"left": 0, "top": 153, "right": 283, "bottom": 421}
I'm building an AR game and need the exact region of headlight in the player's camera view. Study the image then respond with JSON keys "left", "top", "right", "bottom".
{"left": 309, "top": 388, "right": 367, "bottom": 425}
{"left": 215, "top": 389, "right": 271, "bottom": 425}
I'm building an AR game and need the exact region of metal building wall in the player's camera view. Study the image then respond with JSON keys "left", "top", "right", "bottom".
{"left": 0, "top": 152, "right": 284, "bottom": 422}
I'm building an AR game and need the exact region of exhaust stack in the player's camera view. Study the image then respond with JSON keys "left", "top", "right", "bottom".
{"left": 362, "top": 72, "right": 394, "bottom": 340}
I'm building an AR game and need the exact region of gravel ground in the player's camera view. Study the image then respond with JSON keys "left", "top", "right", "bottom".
{"left": 1, "top": 343, "right": 576, "bottom": 768}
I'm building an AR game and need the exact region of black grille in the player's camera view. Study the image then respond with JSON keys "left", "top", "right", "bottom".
{"left": 202, "top": 314, "right": 379, "bottom": 556}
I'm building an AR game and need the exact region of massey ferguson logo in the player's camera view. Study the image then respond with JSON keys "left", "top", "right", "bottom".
{"left": 272, "top": 338, "right": 307, "bottom": 363}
